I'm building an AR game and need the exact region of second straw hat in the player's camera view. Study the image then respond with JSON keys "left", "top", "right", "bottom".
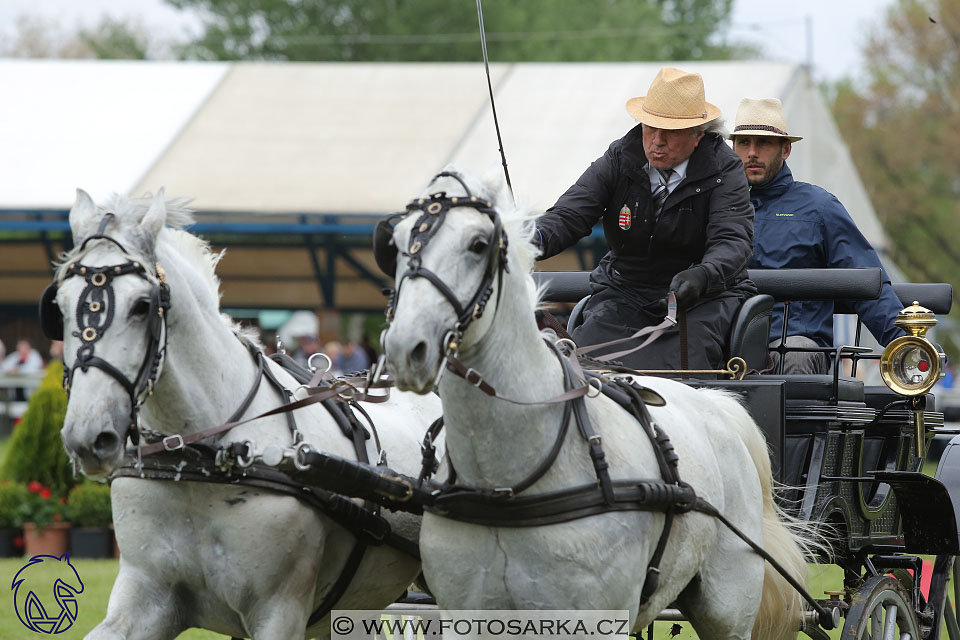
{"left": 729, "top": 97, "right": 802, "bottom": 142}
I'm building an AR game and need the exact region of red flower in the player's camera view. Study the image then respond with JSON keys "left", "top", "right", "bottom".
{"left": 53, "top": 513, "right": 62, "bottom": 521}
{"left": 59, "top": 497, "right": 67, "bottom": 504}
{"left": 27, "top": 481, "right": 42, "bottom": 493}
{"left": 40, "top": 487, "right": 51, "bottom": 500}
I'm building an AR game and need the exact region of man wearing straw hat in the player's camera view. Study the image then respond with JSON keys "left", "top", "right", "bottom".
{"left": 536, "top": 66, "right": 756, "bottom": 371}
{"left": 730, "top": 97, "right": 904, "bottom": 374}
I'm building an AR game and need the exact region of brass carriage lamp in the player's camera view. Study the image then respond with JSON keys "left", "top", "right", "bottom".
{"left": 879, "top": 301, "right": 947, "bottom": 458}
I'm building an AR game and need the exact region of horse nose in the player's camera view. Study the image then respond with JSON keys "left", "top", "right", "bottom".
{"left": 410, "top": 340, "right": 429, "bottom": 368}
{"left": 93, "top": 431, "right": 121, "bottom": 458}
{"left": 62, "top": 424, "right": 122, "bottom": 470}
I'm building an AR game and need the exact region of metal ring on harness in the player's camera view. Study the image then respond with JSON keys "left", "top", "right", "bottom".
{"left": 586, "top": 377, "right": 603, "bottom": 398}
{"left": 334, "top": 379, "right": 359, "bottom": 401}
{"left": 555, "top": 338, "right": 577, "bottom": 354}
{"left": 293, "top": 441, "right": 312, "bottom": 471}
{"left": 308, "top": 352, "right": 333, "bottom": 374}
{"left": 236, "top": 441, "right": 255, "bottom": 468}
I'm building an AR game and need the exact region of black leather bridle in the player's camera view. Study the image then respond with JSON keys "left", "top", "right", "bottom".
{"left": 384, "top": 172, "right": 509, "bottom": 359}
{"left": 40, "top": 214, "right": 170, "bottom": 445}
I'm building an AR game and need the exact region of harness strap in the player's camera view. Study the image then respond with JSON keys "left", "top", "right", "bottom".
{"left": 679, "top": 308, "right": 689, "bottom": 375}
{"left": 109, "top": 458, "right": 419, "bottom": 557}
{"left": 429, "top": 479, "right": 694, "bottom": 526}
{"left": 444, "top": 352, "right": 592, "bottom": 405}
{"left": 136, "top": 378, "right": 376, "bottom": 457}
{"left": 418, "top": 417, "right": 444, "bottom": 485}
{"left": 225, "top": 350, "right": 266, "bottom": 423}
{"left": 306, "top": 540, "right": 368, "bottom": 628}
{"left": 577, "top": 292, "right": 679, "bottom": 361}
{"left": 690, "top": 498, "right": 837, "bottom": 629}
{"left": 555, "top": 344, "right": 614, "bottom": 505}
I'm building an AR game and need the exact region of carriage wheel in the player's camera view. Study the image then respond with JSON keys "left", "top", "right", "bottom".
{"left": 930, "top": 556, "right": 960, "bottom": 640}
{"left": 842, "top": 575, "right": 921, "bottom": 640}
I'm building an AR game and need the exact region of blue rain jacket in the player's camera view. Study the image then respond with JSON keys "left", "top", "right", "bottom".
{"left": 749, "top": 163, "right": 904, "bottom": 347}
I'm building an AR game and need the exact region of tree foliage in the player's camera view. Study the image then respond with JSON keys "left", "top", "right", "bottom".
{"left": 831, "top": 0, "right": 960, "bottom": 354}
{"left": 0, "top": 14, "right": 151, "bottom": 60}
{"left": 165, "top": 0, "right": 736, "bottom": 62}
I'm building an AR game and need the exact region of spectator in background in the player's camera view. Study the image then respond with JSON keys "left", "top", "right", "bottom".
{"left": 336, "top": 342, "right": 370, "bottom": 375}
{"left": 292, "top": 335, "right": 322, "bottom": 370}
{"left": 324, "top": 341, "right": 344, "bottom": 376}
{"left": 1, "top": 339, "right": 44, "bottom": 401}
{"left": 0, "top": 338, "right": 5, "bottom": 362}
{"left": 2, "top": 339, "right": 44, "bottom": 376}
{"left": 48, "top": 340, "right": 64, "bottom": 363}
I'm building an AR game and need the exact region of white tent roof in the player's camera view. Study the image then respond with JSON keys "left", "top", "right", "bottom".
{"left": 0, "top": 59, "right": 886, "bottom": 249}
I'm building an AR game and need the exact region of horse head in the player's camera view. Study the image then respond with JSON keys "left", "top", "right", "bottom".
{"left": 56, "top": 189, "right": 183, "bottom": 478}
{"left": 383, "top": 168, "right": 536, "bottom": 393}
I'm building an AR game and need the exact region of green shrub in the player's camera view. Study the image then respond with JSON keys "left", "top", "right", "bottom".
{"left": 65, "top": 482, "right": 112, "bottom": 527}
{"left": 0, "top": 361, "right": 77, "bottom": 496}
{"left": 0, "top": 480, "right": 28, "bottom": 528}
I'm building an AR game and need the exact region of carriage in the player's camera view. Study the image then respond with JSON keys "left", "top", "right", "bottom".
{"left": 531, "top": 266, "right": 959, "bottom": 639}
{"left": 49, "top": 179, "right": 959, "bottom": 639}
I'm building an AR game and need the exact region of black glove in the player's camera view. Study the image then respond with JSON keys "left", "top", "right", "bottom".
{"left": 669, "top": 266, "right": 708, "bottom": 309}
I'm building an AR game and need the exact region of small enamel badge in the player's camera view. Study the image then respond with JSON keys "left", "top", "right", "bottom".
{"left": 618, "top": 204, "right": 631, "bottom": 230}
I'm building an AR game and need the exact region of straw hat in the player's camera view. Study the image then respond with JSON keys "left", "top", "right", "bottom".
{"left": 729, "top": 97, "right": 803, "bottom": 142}
{"left": 625, "top": 67, "right": 721, "bottom": 130}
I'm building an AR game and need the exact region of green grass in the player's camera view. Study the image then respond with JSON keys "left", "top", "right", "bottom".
{"left": 645, "top": 563, "right": 844, "bottom": 639}
{"left": 0, "top": 559, "right": 855, "bottom": 639}
{"left": 0, "top": 558, "right": 227, "bottom": 639}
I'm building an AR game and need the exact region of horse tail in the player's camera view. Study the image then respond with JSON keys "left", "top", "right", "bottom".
{"left": 717, "top": 395, "right": 814, "bottom": 640}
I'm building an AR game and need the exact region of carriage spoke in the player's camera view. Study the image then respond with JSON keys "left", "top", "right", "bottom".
{"left": 869, "top": 603, "right": 881, "bottom": 639}
{"left": 844, "top": 576, "right": 921, "bottom": 640}
{"left": 947, "top": 595, "right": 960, "bottom": 640}
{"left": 954, "top": 559, "right": 960, "bottom": 635}
{"left": 882, "top": 604, "right": 896, "bottom": 640}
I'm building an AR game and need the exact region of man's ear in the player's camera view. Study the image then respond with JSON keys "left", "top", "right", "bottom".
{"left": 693, "top": 129, "right": 705, "bottom": 147}
{"left": 782, "top": 140, "right": 792, "bottom": 160}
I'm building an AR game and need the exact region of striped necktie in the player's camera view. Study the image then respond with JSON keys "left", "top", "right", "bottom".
{"left": 652, "top": 168, "right": 674, "bottom": 222}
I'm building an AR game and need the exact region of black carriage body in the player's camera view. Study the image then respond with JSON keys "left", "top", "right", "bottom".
{"left": 695, "top": 376, "right": 953, "bottom": 555}
{"left": 535, "top": 269, "right": 958, "bottom": 558}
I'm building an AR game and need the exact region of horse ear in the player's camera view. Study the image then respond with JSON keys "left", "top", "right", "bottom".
{"left": 141, "top": 188, "right": 167, "bottom": 241}
{"left": 68, "top": 189, "right": 97, "bottom": 243}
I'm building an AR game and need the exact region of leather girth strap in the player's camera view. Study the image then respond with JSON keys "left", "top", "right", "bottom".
{"left": 425, "top": 365, "right": 689, "bottom": 606}
{"left": 109, "top": 449, "right": 418, "bottom": 558}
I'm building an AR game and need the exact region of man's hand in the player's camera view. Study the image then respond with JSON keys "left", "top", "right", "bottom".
{"left": 669, "top": 266, "right": 708, "bottom": 309}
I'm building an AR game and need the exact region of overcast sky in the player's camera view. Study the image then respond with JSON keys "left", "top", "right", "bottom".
{"left": 0, "top": 0, "right": 893, "bottom": 83}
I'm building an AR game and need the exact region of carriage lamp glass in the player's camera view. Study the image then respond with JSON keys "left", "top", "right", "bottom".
{"left": 879, "top": 301, "right": 944, "bottom": 396}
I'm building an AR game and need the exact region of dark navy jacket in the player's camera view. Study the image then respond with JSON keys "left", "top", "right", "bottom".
{"left": 749, "top": 163, "right": 904, "bottom": 346}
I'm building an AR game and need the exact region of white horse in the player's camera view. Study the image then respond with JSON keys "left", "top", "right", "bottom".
{"left": 383, "top": 169, "right": 813, "bottom": 639}
{"left": 54, "top": 189, "right": 442, "bottom": 640}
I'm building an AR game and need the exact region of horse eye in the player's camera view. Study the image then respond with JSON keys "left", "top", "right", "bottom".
{"left": 469, "top": 238, "right": 489, "bottom": 254}
{"left": 131, "top": 299, "right": 151, "bottom": 317}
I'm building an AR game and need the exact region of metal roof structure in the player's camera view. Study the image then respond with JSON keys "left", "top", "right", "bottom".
{"left": 0, "top": 59, "right": 890, "bottom": 314}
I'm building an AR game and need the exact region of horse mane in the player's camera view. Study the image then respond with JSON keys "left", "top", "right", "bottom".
{"left": 56, "top": 193, "right": 261, "bottom": 349}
